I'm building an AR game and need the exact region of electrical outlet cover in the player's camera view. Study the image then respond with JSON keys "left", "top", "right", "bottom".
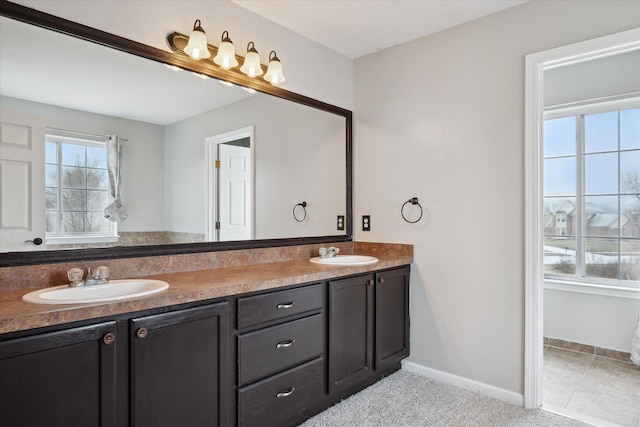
{"left": 362, "top": 215, "right": 371, "bottom": 231}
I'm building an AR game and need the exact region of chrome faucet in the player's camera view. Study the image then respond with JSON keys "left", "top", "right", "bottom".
{"left": 67, "top": 266, "right": 110, "bottom": 287}
{"left": 319, "top": 247, "right": 340, "bottom": 259}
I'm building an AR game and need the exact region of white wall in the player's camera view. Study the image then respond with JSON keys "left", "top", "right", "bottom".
{"left": 354, "top": 0, "right": 640, "bottom": 395}
{"left": 545, "top": 288, "right": 640, "bottom": 352}
{"left": 545, "top": 49, "right": 640, "bottom": 106}
{"left": 164, "top": 94, "right": 345, "bottom": 238}
{"left": 0, "top": 95, "right": 165, "bottom": 232}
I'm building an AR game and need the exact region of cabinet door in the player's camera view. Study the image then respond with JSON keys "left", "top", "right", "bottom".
{"left": 328, "top": 274, "right": 374, "bottom": 394}
{"left": 0, "top": 321, "right": 117, "bottom": 427}
{"left": 131, "top": 303, "right": 229, "bottom": 427}
{"left": 375, "top": 267, "right": 410, "bottom": 371}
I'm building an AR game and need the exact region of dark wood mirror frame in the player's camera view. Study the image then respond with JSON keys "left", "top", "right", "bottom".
{"left": 0, "top": 0, "right": 353, "bottom": 267}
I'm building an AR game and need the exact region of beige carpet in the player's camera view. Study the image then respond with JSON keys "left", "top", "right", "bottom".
{"left": 300, "top": 370, "right": 589, "bottom": 426}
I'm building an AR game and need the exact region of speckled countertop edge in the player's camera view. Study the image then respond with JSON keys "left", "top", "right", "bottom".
{"left": 0, "top": 254, "right": 412, "bottom": 334}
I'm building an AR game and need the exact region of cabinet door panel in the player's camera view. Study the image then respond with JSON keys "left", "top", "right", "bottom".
{"left": 131, "top": 303, "right": 229, "bottom": 427}
{"left": 0, "top": 321, "right": 117, "bottom": 427}
{"left": 375, "top": 267, "right": 410, "bottom": 371}
{"left": 328, "top": 274, "right": 374, "bottom": 394}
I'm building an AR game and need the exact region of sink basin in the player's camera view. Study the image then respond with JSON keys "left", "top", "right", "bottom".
{"left": 22, "top": 279, "right": 169, "bottom": 304}
{"left": 309, "top": 255, "right": 378, "bottom": 266}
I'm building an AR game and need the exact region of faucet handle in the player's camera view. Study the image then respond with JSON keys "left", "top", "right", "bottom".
{"left": 319, "top": 247, "right": 327, "bottom": 258}
{"left": 93, "top": 266, "right": 110, "bottom": 280}
{"left": 67, "top": 268, "right": 84, "bottom": 286}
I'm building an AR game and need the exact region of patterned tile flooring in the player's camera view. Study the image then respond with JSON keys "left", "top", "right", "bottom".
{"left": 544, "top": 346, "right": 640, "bottom": 427}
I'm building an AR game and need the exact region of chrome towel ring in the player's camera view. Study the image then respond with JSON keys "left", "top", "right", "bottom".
{"left": 401, "top": 197, "right": 423, "bottom": 224}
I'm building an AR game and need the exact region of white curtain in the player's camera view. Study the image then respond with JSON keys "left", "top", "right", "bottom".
{"left": 632, "top": 314, "right": 640, "bottom": 365}
{"left": 103, "top": 134, "right": 128, "bottom": 222}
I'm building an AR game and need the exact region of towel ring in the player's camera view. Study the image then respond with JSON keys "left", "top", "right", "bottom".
{"left": 401, "top": 197, "right": 423, "bottom": 224}
{"left": 293, "top": 201, "right": 307, "bottom": 222}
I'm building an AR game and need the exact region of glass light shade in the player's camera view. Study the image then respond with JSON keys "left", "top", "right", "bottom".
{"left": 240, "top": 43, "right": 263, "bottom": 78}
{"left": 213, "top": 31, "right": 238, "bottom": 69}
{"left": 183, "top": 20, "right": 210, "bottom": 60}
{"left": 264, "top": 51, "right": 285, "bottom": 85}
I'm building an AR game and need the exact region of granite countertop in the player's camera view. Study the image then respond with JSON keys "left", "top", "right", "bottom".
{"left": 0, "top": 254, "right": 412, "bottom": 335}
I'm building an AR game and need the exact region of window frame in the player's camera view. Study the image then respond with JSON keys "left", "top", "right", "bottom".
{"left": 543, "top": 97, "right": 640, "bottom": 288}
{"left": 45, "top": 132, "right": 118, "bottom": 244}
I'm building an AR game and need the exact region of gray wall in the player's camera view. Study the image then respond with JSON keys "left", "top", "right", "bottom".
{"left": 353, "top": 0, "right": 640, "bottom": 395}
{"left": 164, "top": 94, "right": 345, "bottom": 238}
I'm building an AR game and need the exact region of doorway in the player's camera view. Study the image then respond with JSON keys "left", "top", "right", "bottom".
{"left": 524, "top": 28, "right": 640, "bottom": 423}
{"left": 205, "top": 126, "right": 255, "bottom": 242}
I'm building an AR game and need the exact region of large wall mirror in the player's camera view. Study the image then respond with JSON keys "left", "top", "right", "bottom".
{"left": 0, "top": 1, "right": 352, "bottom": 267}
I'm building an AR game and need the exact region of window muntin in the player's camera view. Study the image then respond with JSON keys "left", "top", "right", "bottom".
{"left": 543, "top": 100, "right": 640, "bottom": 286}
{"left": 45, "top": 134, "right": 115, "bottom": 240}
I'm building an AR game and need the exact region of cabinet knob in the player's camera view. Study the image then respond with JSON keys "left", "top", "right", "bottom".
{"left": 379, "top": 277, "right": 385, "bottom": 284}
{"left": 102, "top": 332, "right": 116, "bottom": 345}
{"left": 277, "top": 302, "right": 295, "bottom": 309}
{"left": 276, "top": 387, "right": 296, "bottom": 398}
{"left": 136, "top": 327, "right": 148, "bottom": 339}
{"left": 276, "top": 339, "right": 295, "bottom": 349}
{"left": 25, "top": 237, "right": 43, "bottom": 245}
{"left": 368, "top": 279, "right": 374, "bottom": 286}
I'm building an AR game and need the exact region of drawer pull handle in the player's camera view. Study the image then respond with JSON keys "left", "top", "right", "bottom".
{"left": 276, "top": 387, "right": 296, "bottom": 398}
{"left": 277, "top": 302, "right": 295, "bottom": 309}
{"left": 276, "top": 339, "right": 295, "bottom": 349}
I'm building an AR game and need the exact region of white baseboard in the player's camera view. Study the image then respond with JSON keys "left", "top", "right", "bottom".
{"left": 401, "top": 360, "right": 524, "bottom": 406}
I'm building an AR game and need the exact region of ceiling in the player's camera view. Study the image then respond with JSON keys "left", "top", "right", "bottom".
{"left": 231, "top": 0, "right": 529, "bottom": 59}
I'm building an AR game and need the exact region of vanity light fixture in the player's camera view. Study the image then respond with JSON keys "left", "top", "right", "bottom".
{"left": 183, "top": 20, "right": 210, "bottom": 60}
{"left": 213, "top": 31, "right": 238, "bottom": 69}
{"left": 264, "top": 51, "right": 285, "bottom": 85}
{"left": 240, "top": 42, "right": 264, "bottom": 78}
{"left": 168, "top": 22, "right": 286, "bottom": 86}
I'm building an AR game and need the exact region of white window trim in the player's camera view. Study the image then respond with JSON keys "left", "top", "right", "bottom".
{"left": 544, "top": 279, "right": 640, "bottom": 300}
{"left": 45, "top": 131, "right": 118, "bottom": 243}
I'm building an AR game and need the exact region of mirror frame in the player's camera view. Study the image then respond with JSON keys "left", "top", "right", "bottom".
{"left": 0, "top": 0, "right": 352, "bottom": 267}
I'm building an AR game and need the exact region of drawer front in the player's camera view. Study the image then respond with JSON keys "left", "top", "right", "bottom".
{"left": 238, "top": 358, "right": 324, "bottom": 427}
{"left": 238, "top": 314, "right": 323, "bottom": 386}
{"left": 237, "top": 284, "right": 323, "bottom": 330}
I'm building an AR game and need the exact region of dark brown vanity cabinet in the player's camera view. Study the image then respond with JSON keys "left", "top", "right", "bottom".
{"left": 0, "top": 264, "right": 409, "bottom": 427}
{"left": 328, "top": 266, "right": 410, "bottom": 396}
{"left": 130, "top": 302, "right": 230, "bottom": 427}
{"left": 236, "top": 283, "right": 325, "bottom": 427}
{"left": 0, "top": 321, "right": 118, "bottom": 427}
{"left": 374, "top": 267, "right": 411, "bottom": 372}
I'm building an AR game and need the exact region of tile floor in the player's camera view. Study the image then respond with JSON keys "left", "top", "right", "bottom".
{"left": 544, "top": 345, "right": 640, "bottom": 427}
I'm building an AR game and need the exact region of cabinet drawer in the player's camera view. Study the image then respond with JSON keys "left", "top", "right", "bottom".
{"left": 238, "top": 358, "right": 324, "bottom": 427}
{"left": 237, "top": 284, "right": 323, "bottom": 330}
{"left": 238, "top": 314, "right": 323, "bottom": 386}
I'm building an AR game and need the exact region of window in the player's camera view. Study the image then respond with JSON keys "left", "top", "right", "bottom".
{"left": 543, "top": 100, "right": 640, "bottom": 285}
{"left": 45, "top": 134, "right": 116, "bottom": 242}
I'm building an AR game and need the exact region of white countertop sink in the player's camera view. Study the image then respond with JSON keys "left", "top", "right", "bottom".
{"left": 309, "top": 255, "right": 378, "bottom": 266}
{"left": 22, "top": 279, "right": 169, "bottom": 304}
